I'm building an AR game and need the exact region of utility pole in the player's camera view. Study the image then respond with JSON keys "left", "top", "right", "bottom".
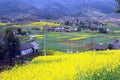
{"left": 67, "top": 45, "right": 70, "bottom": 53}
{"left": 90, "top": 35, "right": 93, "bottom": 50}
{"left": 44, "top": 27, "right": 47, "bottom": 56}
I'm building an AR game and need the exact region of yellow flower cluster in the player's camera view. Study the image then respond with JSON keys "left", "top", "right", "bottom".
{"left": 0, "top": 50, "right": 120, "bottom": 80}
{"left": 0, "top": 23, "right": 8, "bottom": 26}
{"left": 28, "top": 22, "right": 61, "bottom": 27}
{"left": 30, "top": 35, "right": 44, "bottom": 39}
{"left": 69, "top": 36, "right": 89, "bottom": 41}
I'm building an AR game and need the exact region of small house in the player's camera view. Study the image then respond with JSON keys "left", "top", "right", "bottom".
{"left": 108, "top": 40, "right": 120, "bottom": 49}
{"left": 30, "top": 41, "right": 39, "bottom": 53}
{"left": 20, "top": 43, "right": 34, "bottom": 55}
{"left": 20, "top": 41, "right": 39, "bottom": 56}
{"left": 94, "top": 43, "right": 108, "bottom": 51}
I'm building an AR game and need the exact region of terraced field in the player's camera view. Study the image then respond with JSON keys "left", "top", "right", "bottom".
{"left": 0, "top": 22, "right": 120, "bottom": 52}
{"left": 32, "top": 31, "right": 120, "bottom": 52}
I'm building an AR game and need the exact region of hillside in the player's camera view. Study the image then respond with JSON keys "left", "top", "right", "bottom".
{"left": 0, "top": 0, "right": 43, "bottom": 18}
{"left": 75, "top": 8, "right": 107, "bottom": 18}
{"left": 24, "top": 0, "right": 117, "bottom": 19}
{"left": 0, "top": 50, "right": 120, "bottom": 80}
{"left": 0, "top": 0, "right": 118, "bottom": 19}
{"left": 42, "top": 2, "right": 69, "bottom": 19}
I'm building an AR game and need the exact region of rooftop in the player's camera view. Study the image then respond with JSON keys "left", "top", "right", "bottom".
{"left": 20, "top": 43, "right": 34, "bottom": 50}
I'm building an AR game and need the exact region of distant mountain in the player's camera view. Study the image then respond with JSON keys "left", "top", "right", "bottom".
{"left": 0, "top": 0, "right": 43, "bottom": 18}
{"left": 0, "top": 0, "right": 118, "bottom": 19}
{"left": 73, "top": 0, "right": 116, "bottom": 18}
{"left": 24, "top": 0, "right": 115, "bottom": 9}
{"left": 23, "top": 0, "right": 116, "bottom": 18}
{"left": 75, "top": 0, "right": 115, "bottom": 13}
{"left": 41, "top": 2, "right": 70, "bottom": 19}
{"left": 75, "top": 8, "right": 106, "bottom": 18}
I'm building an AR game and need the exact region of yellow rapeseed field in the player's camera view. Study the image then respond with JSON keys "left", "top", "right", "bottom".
{"left": 69, "top": 36, "right": 89, "bottom": 40}
{"left": 0, "top": 50, "right": 120, "bottom": 80}
{"left": 30, "top": 35, "right": 44, "bottom": 39}
{"left": 28, "top": 22, "right": 61, "bottom": 27}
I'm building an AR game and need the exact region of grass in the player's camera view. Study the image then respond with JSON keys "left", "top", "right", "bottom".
{"left": 0, "top": 50, "right": 120, "bottom": 80}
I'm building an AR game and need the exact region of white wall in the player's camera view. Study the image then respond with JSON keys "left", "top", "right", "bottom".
{"left": 21, "top": 48, "right": 33, "bottom": 56}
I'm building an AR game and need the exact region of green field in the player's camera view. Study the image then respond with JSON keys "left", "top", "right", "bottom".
{"left": 31, "top": 31, "right": 120, "bottom": 52}
{"left": 0, "top": 22, "right": 120, "bottom": 52}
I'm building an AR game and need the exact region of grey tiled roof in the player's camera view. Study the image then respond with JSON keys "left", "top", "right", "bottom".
{"left": 20, "top": 43, "right": 34, "bottom": 50}
{"left": 94, "top": 44, "right": 108, "bottom": 50}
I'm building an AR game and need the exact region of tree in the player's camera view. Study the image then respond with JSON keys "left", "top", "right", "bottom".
{"left": 99, "top": 28, "right": 107, "bottom": 34}
{"left": 4, "top": 28, "right": 21, "bottom": 65}
{"left": 64, "top": 20, "right": 70, "bottom": 26}
{"left": 108, "top": 44, "right": 114, "bottom": 50}
{"left": 116, "top": 0, "right": 120, "bottom": 13}
{"left": 0, "top": 43, "right": 4, "bottom": 60}
{"left": 17, "top": 28, "right": 22, "bottom": 34}
{"left": 77, "top": 26, "right": 81, "bottom": 32}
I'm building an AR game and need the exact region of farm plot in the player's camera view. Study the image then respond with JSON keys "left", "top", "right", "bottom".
{"left": 0, "top": 24, "right": 120, "bottom": 52}
{"left": 32, "top": 31, "right": 120, "bottom": 52}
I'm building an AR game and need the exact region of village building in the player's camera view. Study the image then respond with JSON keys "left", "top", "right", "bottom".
{"left": 94, "top": 40, "right": 120, "bottom": 51}
{"left": 20, "top": 43, "right": 34, "bottom": 56}
{"left": 46, "top": 26, "right": 79, "bottom": 32}
{"left": 20, "top": 41, "right": 39, "bottom": 56}
{"left": 30, "top": 41, "right": 39, "bottom": 53}
{"left": 107, "top": 40, "right": 120, "bottom": 49}
{"left": 0, "top": 36, "right": 39, "bottom": 56}
{"left": 93, "top": 43, "right": 108, "bottom": 51}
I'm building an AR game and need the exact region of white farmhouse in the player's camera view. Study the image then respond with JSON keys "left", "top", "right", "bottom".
{"left": 20, "top": 41, "right": 39, "bottom": 56}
